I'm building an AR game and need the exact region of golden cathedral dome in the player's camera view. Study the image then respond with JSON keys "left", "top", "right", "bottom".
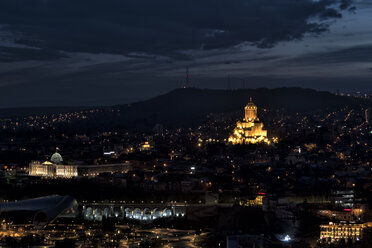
{"left": 245, "top": 97, "right": 257, "bottom": 109}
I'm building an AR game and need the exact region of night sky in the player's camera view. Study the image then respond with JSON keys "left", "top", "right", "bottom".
{"left": 0, "top": 0, "right": 371, "bottom": 107}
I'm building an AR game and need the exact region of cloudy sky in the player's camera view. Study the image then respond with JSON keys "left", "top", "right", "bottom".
{"left": 0, "top": 0, "right": 371, "bottom": 107}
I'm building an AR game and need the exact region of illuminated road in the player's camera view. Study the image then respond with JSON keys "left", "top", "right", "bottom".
{"left": 118, "top": 227, "right": 208, "bottom": 248}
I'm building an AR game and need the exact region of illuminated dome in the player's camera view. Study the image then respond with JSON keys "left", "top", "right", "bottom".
{"left": 244, "top": 97, "right": 258, "bottom": 121}
{"left": 51, "top": 152, "right": 63, "bottom": 164}
{"left": 246, "top": 97, "right": 257, "bottom": 108}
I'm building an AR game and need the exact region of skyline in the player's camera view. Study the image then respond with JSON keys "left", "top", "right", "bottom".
{"left": 1, "top": 2, "right": 372, "bottom": 246}
{"left": 0, "top": 0, "right": 372, "bottom": 107}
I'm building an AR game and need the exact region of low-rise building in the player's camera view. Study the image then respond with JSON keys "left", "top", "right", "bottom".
{"left": 29, "top": 152, "right": 130, "bottom": 178}
{"left": 319, "top": 222, "right": 372, "bottom": 243}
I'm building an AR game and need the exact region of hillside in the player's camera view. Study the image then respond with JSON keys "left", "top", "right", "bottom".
{"left": 114, "top": 87, "right": 371, "bottom": 126}
{"left": 0, "top": 106, "right": 92, "bottom": 119}
{"left": 0, "top": 87, "right": 370, "bottom": 128}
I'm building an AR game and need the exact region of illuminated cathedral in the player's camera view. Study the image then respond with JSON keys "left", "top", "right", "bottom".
{"left": 229, "top": 98, "right": 270, "bottom": 144}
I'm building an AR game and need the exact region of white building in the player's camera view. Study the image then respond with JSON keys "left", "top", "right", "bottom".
{"left": 29, "top": 152, "right": 78, "bottom": 178}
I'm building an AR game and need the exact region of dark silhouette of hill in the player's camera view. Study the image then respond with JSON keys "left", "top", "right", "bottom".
{"left": 0, "top": 106, "right": 91, "bottom": 119}
{"left": 114, "top": 87, "right": 371, "bottom": 126}
{"left": 0, "top": 88, "right": 370, "bottom": 128}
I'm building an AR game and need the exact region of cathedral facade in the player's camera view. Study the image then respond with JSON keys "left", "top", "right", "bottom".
{"left": 229, "top": 98, "right": 269, "bottom": 144}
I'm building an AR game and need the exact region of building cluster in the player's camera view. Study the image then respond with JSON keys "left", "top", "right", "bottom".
{"left": 0, "top": 97, "right": 371, "bottom": 247}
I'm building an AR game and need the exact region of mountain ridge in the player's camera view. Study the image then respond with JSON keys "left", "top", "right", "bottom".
{"left": 111, "top": 87, "right": 371, "bottom": 126}
{"left": 0, "top": 88, "right": 370, "bottom": 128}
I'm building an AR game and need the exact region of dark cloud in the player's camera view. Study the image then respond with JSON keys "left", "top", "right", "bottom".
{"left": 319, "top": 8, "right": 343, "bottom": 18}
{"left": 287, "top": 45, "right": 372, "bottom": 65}
{"left": 339, "top": 0, "right": 353, "bottom": 10}
{"left": 0, "top": 46, "right": 67, "bottom": 62}
{"left": 0, "top": 0, "right": 352, "bottom": 60}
